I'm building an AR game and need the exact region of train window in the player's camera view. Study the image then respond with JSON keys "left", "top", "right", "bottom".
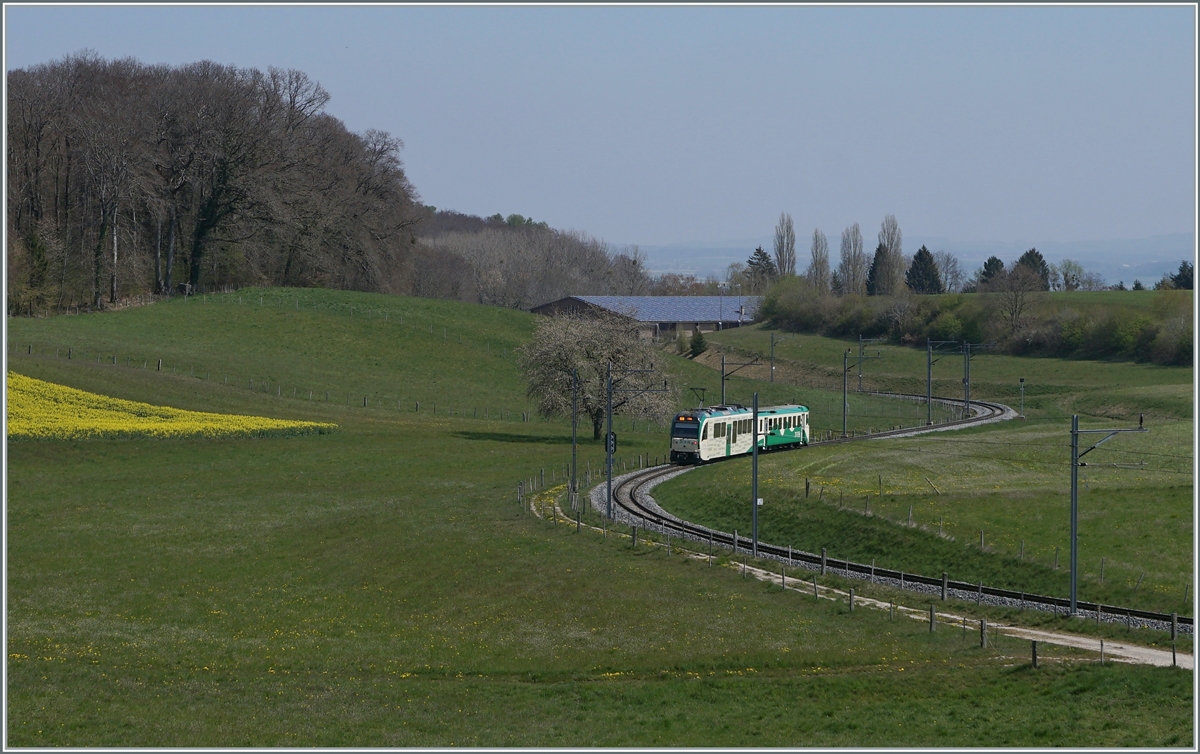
{"left": 701, "top": 424, "right": 708, "bottom": 440}
{"left": 671, "top": 420, "right": 699, "bottom": 439}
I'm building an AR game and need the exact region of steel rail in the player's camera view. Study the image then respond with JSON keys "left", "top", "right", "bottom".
{"left": 599, "top": 397, "right": 1191, "bottom": 630}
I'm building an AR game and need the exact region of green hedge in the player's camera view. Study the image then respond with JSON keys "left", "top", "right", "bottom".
{"left": 761, "top": 279, "right": 1192, "bottom": 366}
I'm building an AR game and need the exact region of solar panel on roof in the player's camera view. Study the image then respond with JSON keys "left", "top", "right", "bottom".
{"left": 574, "top": 296, "right": 762, "bottom": 323}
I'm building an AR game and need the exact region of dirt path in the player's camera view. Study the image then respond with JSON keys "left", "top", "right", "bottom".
{"left": 732, "top": 557, "right": 1192, "bottom": 670}
{"left": 536, "top": 488, "right": 1192, "bottom": 671}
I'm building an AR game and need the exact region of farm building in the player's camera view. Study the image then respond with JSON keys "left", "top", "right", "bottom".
{"left": 531, "top": 295, "right": 762, "bottom": 339}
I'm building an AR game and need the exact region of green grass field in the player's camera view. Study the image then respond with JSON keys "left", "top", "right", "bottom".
{"left": 5, "top": 289, "right": 1194, "bottom": 746}
{"left": 707, "top": 324, "right": 1192, "bottom": 421}
{"left": 656, "top": 323, "right": 1193, "bottom": 617}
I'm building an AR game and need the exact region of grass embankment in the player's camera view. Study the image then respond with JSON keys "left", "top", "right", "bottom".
{"left": 7, "top": 287, "right": 955, "bottom": 437}
{"left": 5, "top": 289, "right": 1193, "bottom": 746}
{"left": 654, "top": 324, "right": 1193, "bottom": 617}
{"left": 707, "top": 324, "right": 1192, "bottom": 421}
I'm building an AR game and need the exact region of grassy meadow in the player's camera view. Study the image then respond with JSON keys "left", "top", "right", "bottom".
{"left": 5, "top": 288, "right": 1194, "bottom": 746}
{"left": 653, "top": 324, "right": 1194, "bottom": 617}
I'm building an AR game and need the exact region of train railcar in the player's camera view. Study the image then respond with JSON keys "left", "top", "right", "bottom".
{"left": 669, "top": 403, "right": 809, "bottom": 464}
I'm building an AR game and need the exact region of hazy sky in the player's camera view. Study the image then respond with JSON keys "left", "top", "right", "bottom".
{"left": 5, "top": 4, "right": 1196, "bottom": 251}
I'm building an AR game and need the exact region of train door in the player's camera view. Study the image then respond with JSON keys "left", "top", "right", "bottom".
{"left": 728, "top": 421, "right": 735, "bottom": 456}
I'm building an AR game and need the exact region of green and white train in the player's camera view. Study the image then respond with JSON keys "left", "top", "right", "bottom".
{"left": 669, "top": 403, "right": 809, "bottom": 464}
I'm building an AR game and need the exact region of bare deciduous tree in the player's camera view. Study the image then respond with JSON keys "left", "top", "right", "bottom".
{"left": 610, "top": 246, "right": 650, "bottom": 295}
{"left": 874, "top": 214, "right": 906, "bottom": 296}
{"left": 518, "top": 312, "right": 676, "bottom": 439}
{"left": 1052, "top": 259, "right": 1105, "bottom": 292}
{"left": 805, "top": 227, "right": 830, "bottom": 294}
{"left": 932, "top": 250, "right": 964, "bottom": 293}
{"left": 422, "top": 225, "right": 641, "bottom": 309}
{"left": 884, "top": 288, "right": 917, "bottom": 333}
{"left": 773, "top": 212, "right": 796, "bottom": 276}
{"left": 6, "top": 53, "right": 425, "bottom": 313}
{"left": 983, "top": 265, "right": 1043, "bottom": 334}
{"left": 837, "top": 223, "right": 867, "bottom": 295}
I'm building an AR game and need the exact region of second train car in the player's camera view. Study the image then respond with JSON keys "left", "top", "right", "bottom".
{"left": 669, "top": 403, "right": 809, "bottom": 464}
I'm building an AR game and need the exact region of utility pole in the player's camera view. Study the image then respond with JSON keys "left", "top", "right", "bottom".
{"left": 844, "top": 347, "right": 881, "bottom": 436}
{"left": 752, "top": 392, "right": 760, "bottom": 557}
{"left": 844, "top": 348, "right": 854, "bottom": 437}
{"left": 721, "top": 353, "right": 759, "bottom": 406}
{"left": 1070, "top": 414, "right": 1147, "bottom": 614}
{"left": 963, "top": 341, "right": 970, "bottom": 416}
{"left": 961, "top": 341, "right": 995, "bottom": 418}
{"left": 858, "top": 335, "right": 886, "bottom": 392}
{"left": 1019, "top": 377, "right": 1025, "bottom": 419}
{"left": 770, "top": 333, "right": 790, "bottom": 383}
{"left": 926, "top": 339, "right": 959, "bottom": 425}
{"left": 606, "top": 361, "right": 613, "bottom": 519}
{"left": 605, "top": 362, "right": 670, "bottom": 519}
{"left": 571, "top": 368, "right": 578, "bottom": 506}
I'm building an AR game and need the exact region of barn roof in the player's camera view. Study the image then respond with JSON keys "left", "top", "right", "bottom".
{"left": 566, "top": 295, "right": 762, "bottom": 323}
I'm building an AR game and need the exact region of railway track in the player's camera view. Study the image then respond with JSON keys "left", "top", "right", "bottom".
{"left": 587, "top": 394, "right": 1192, "bottom": 634}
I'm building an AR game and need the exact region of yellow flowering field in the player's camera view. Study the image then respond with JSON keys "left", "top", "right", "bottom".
{"left": 6, "top": 372, "right": 337, "bottom": 441}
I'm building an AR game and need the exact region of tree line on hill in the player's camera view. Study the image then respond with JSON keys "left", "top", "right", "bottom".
{"left": 5, "top": 52, "right": 656, "bottom": 316}
{"left": 743, "top": 211, "right": 1176, "bottom": 297}
{"left": 7, "top": 52, "right": 426, "bottom": 314}
{"left": 736, "top": 211, "right": 1191, "bottom": 365}
{"left": 8, "top": 51, "right": 1187, "bottom": 323}
{"left": 411, "top": 209, "right": 652, "bottom": 309}
{"left": 761, "top": 246, "right": 1193, "bottom": 368}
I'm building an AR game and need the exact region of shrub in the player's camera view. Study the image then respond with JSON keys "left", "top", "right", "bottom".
{"left": 689, "top": 331, "right": 708, "bottom": 358}
{"left": 927, "top": 310, "right": 963, "bottom": 341}
{"left": 1152, "top": 317, "right": 1193, "bottom": 366}
{"left": 1057, "top": 314, "right": 1085, "bottom": 353}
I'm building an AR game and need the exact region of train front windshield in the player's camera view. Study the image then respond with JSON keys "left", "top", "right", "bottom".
{"left": 671, "top": 421, "right": 699, "bottom": 439}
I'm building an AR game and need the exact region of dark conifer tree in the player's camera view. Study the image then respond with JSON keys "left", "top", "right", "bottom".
{"left": 1170, "top": 260, "right": 1193, "bottom": 290}
{"left": 865, "top": 243, "right": 887, "bottom": 295}
{"left": 978, "top": 256, "right": 1006, "bottom": 288}
{"left": 905, "top": 246, "right": 944, "bottom": 294}
{"left": 1015, "top": 248, "right": 1051, "bottom": 290}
